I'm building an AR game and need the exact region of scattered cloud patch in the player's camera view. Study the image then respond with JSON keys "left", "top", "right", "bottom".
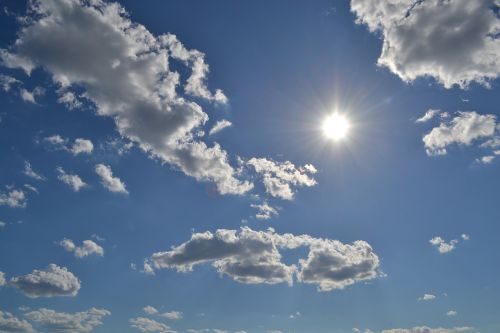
{"left": 0, "top": 74, "right": 20, "bottom": 92}
{"left": 59, "top": 239, "right": 104, "bottom": 258}
{"left": 0, "top": 310, "right": 36, "bottom": 333}
{"left": 209, "top": 120, "right": 232, "bottom": 136}
{"left": 418, "top": 294, "right": 436, "bottom": 301}
{"left": 10, "top": 264, "right": 81, "bottom": 298}
{"left": 447, "top": 310, "right": 458, "bottom": 317}
{"left": 94, "top": 164, "right": 128, "bottom": 194}
{"left": 56, "top": 167, "right": 87, "bottom": 192}
{"left": 0, "top": 271, "right": 6, "bottom": 286}
{"left": 246, "top": 158, "right": 317, "bottom": 200}
{"left": 251, "top": 202, "right": 279, "bottom": 220}
{"left": 25, "top": 308, "right": 110, "bottom": 333}
{"left": 145, "top": 227, "right": 380, "bottom": 291}
{"left": 430, "top": 235, "right": 469, "bottom": 254}
{"left": 71, "top": 139, "right": 93, "bottom": 155}
{"left": 143, "top": 306, "right": 158, "bottom": 316}
{"left": 43, "top": 135, "right": 93, "bottom": 155}
{"left": 19, "top": 87, "right": 44, "bottom": 104}
{"left": 351, "top": 0, "right": 500, "bottom": 88}
{"left": 23, "top": 161, "right": 45, "bottom": 180}
{"left": 130, "top": 317, "right": 177, "bottom": 333}
{"left": 381, "top": 326, "right": 473, "bottom": 333}
{"left": 160, "top": 311, "right": 182, "bottom": 320}
{"left": 0, "top": 188, "right": 27, "bottom": 208}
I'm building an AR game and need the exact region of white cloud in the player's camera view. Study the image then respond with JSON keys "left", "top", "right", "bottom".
{"left": 130, "top": 317, "right": 177, "bottom": 333}
{"left": 0, "top": 271, "right": 6, "bottom": 286}
{"left": 59, "top": 239, "right": 104, "bottom": 258}
{"left": 416, "top": 109, "right": 441, "bottom": 123}
{"left": 429, "top": 237, "right": 458, "bottom": 254}
{"left": 0, "top": 74, "right": 20, "bottom": 92}
{"left": 447, "top": 310, "right": 458, "bottom": 317}
{"left": 56, "top": 167, "right": 87, "bottom": 192}
{"left": 57, "top": 90, "right": 82, "bottom": 110}
{"left": 418, "top": 294, "right": 436, "bottom": 301}
{"left": 160, "top": 311, "right": 182, "bottom": 320}
{"left": 209, "top": 120, "right": 232, "bottom": 136}
{"left": 461, "top": 234, "right": 470, "bottom": 241}
{"left": 146, "top": 227, "right": 380, "bottom": 291}
{"left": 44, "top": 135, "right": 93, "bottom": 155}
{"left": 24, "top": 184, "right": 39, "bottom": 194}
{"left": 23, "top": 161, "right": 45, "bottom": 180}
{"left": 20, "top": 87, "right": 43, "bottom": 104}
{"left": 71, "top": 139, "right": 93, "bottom": 155}
{"left": 94, "top": 164, "right": 128, "bottom": 194}
{"left": 10, "top": 264, "right": 81, "bottom": 298}
{"left": 0, "top": 221, "right": 6, "bottom": 228}
{"left": 381, "top": 326, "right": 473, "bottom": 333}
{"left": 0, "top": 0, "right": 251, "bottom": 195}
{"left": 422, "top": 111, "right": 498, "bottom": 156}
{"left": 25, "top": 308, "right": 110, "bottom": 333}
{"left": 351, "top": 0, "right": 500, "bottom": 88}
{"left": 0, "top": 188, "right": 27, "bottom": 208}
{"left": 0, "top": 310, "right": 36, "bottom": 333}
{"left": 246, "top": 158, "right": 317, "bottom": 200}
{"left": 251, "top": 202, "right": 279, "bottom": 220}
{"left": 143, "top": 306, "right": 158, "bottom": 315}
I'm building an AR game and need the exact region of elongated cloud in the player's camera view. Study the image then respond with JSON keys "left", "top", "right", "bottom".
{"left": 381, "top": 327, "right": 473, "bottom": 333}
{"left": 0, "top": 310, "right": 36, "bottom": 333}
{"left": 10, "top": 264, "right": 81, "bottom": 298}
{"left": 351, "top": 0, "right": 500, "bottom": 88}
{"left": 130, "top": 317, "right": 177, "bottom": 333}
{"left": 94, "top": 164, "right": 128, "bottom": 194}
{"left": 56, "top": 167, "right": 87, "bottom": 192}
{"left": 23, "top": 161, "right": 45, "bottom": 181}
{"left": 59, "top": 239, "right": 104, "bottom": 258}
{"left": 0, "top": 0, "right": 250, "bottom": 195}
{"left": 25, "top": 308, "right": 110, "bottom": 333}
{"left": 209, "top": 120, "right": 232, "bottom": 136}
{"left": 145, "top": 227, "right": 380, "bottom": 291}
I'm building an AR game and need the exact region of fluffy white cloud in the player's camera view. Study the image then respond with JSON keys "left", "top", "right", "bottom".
{"left": 10, "top": 264, "right": 81, "bottom": 298}
{"left": 0, "top": 0, "right": 250, "bottom": 195}
{"left": 422, "top": 111, "right": 498, "bottom": 156}
{"left": 94, "top": 164, "right": 128, "bottom": 194}
{"left": 447, "top": 310, "right": 458, "bottom": 317}
{"left": 71, "top": 139, "right": 93, "bottom": 155}
{"left": 381, "top": 327, "right": 473, "bottom": 333}
{"left": 0, "top": 188, "right": 27, "bottom": 208}
{"left": 351, "top": 0, "right": 500, "bottom": 88}
{"left": 430, "top": 234, "right": 470, "bottom": 254}
{"left": 130, "top": 317, "right": 177, "bottom": 333}
{"left": 0, "top": 310, "right": 36, "bottom": 333}
{"left": 143, "top": 306, "right": 158, "bottom": 315}
{"left": 23, "top": 161, "right": 45, "bottom": 180}
{"left": 43, "top": 135, "right": 93, "bottom": 155}
{"left": 25, "top": 308, "right": 110, "bottom": 333}
{"left": 251, "top": 202, "right": 279, "bottom": 220}
{"left": 418, "top": 294, "right": 436, "bottom": 301}
{"left": 20, "top": 87, "right": 44, "bottom": 104}
{"left": 0, "top": 74, "right": 20, "bottom": 92}
{"left": 416, "top": 109, "right": 445, "bottom": 124}
{"left": 160, "top": 311, "right": 182, "bottom": 320}
{"left": 246, "top": 158, "right": 317, "bottom": 200}
{"left": 209, "top": 120, "right": 232, "bottom": 136}
{"left": 56, "top": 167, "right": 87, "bottom": 192}
{"left": 146, "top": 227, "right": 380, "bottom": 291}
{"left": 59, "top": 239, "right": 104, "bottom": 258}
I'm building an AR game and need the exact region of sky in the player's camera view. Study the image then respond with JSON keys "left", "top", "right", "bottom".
{"left": 0, "top": 1, "right": 499, "bottom": 333}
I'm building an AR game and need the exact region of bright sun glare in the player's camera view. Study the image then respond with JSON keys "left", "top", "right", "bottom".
{"left": 322, "top": 113, "right": 350, "bottom": 141}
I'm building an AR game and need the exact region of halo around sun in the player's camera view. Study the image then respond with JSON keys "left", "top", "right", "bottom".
{"left": 322, "top": 113, "right": 350, "bottom": 141}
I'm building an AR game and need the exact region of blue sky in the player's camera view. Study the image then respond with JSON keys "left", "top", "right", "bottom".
{"left": 0, "top": 1, "right": 499, "bottom": 333}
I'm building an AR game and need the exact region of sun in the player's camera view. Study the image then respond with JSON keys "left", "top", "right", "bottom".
{"left": 322, "top": 113, "right": 350, "bottom": 141}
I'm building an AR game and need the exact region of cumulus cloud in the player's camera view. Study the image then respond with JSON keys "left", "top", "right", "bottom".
{"left": 23, "top": 161, "right": 45, "bottom": 180}
{"left": 59, "top": 239, "right": 104, "bottom": 258}
{"left": 430, "top": 234, "right": 468, "bottom": 254}
{"left": 94, "top": 164, "right": 128, "bottom": 194}
{"left": 381, "top": 327, "right": 473, "bottom": 333}
{"left": 145, "top": 227, "right": 380, "bottom": 291}
{"left": 351, "top": 0, "right": 500, "bottom": 88}
{"left": 10, "top": 264, "right": 81, "bottom": 298}
{"left": 418, "top": 294, "right": 436, "bottom": 301}
{"left": 20, "top": 87, "right": 44, "bottom": 104}
{"left": 130, "top": 317, "right": 177, "bottom": 333}
{"left": 246, "top": 158, "right": 317, "bottom": 200}
{"left": 71, "top": 139, "right": 93, "bottom": 155}
{"left": 160, "top": 312, "right": 182, "bottom": 320}
{"left": 0, "top": 0, "right": 251, "bottom": 195}
{"left": 251, "top": 202, "right": 279, "bottom": 220}
{"left": 421, "top": 111, "right": 499, "bottom": 156}
{"left": 447, "top": 310, "right": 458, "bottom": 317}
{"left": 43, "top": 135, "right": 93, "bottom": 155}
{"left": 209, "top": 120, "right": 232, "bottom": 136}
{"left": 56, "top": 167, "right": 87, "bottom": 192}
{"left": 0, "top": 188, "right": 27, "bottom": 208}
{"left": 25, "top": 308, "right": 110, "bottom": 333}
{"left": 143, "top": 306, "right": 158, "bottom": 315}
{"left": 0, "top": 310, "right": 36, "bottom": 333}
